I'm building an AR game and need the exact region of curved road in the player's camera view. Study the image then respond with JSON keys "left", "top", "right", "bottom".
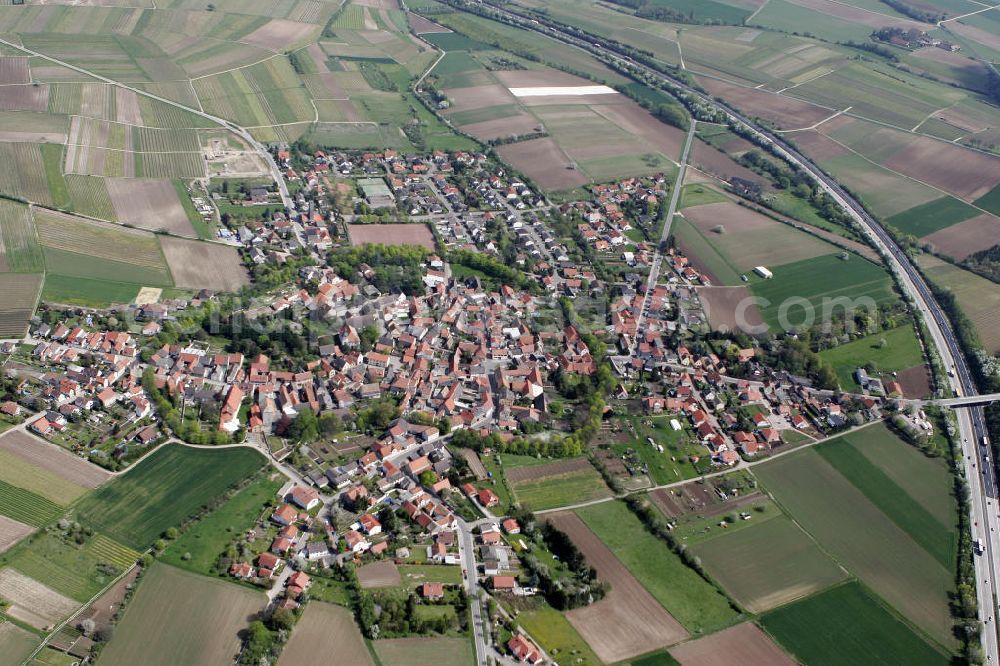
{"left": 0, "top": 37, "right": 293, "bottom": 211}
{"left": 459, "top": 1, "right": 998, "bottom": 657}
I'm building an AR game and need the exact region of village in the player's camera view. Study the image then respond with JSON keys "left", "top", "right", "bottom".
{"left": 0, "top": 142, "right": 942, "bottom": 665}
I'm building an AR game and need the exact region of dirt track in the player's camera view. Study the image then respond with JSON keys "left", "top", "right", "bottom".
{"left": 548, "top": 511, "right": 687, "bottom": 662}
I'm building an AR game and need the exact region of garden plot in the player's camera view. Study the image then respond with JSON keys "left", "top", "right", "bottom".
{"left": 357, "top": 560, "right": 401, "bottom": 588}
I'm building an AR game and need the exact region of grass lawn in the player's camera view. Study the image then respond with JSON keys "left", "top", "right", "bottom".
{"left": 753, "top": 448, "right": 954, "bottom": 646}
{"left": 761, "top": 582, "right": 948, "bottom": 665}
{"left": 477, "top": 455, "right": 515, "bottom": 513}
{"left": 885, "top": 196, "right": 978, "bottom": 237}
{"left": 690, "top": 515, "right": 847, "bottom": 613}
{"left": 516, "top": 604, "right": 602, "bottom": 666}
{"left": 614, "top": 416, "right": 706, "bottom": 485}
{"left": 749, "top": 253, "right": 896, "bottom": 331}
{"left": 510, "top": 467, "right": 611, "bottom": 512}
{"left": 397, "top": 564, "right": 463, "bottom": 588}
{"left": 679, "top": 183, "right": 728, "bottom": 210}
{"left": 74, "top": 444, "right": 265, "bottom": 550}
{"left": 818, "top": 324, "right": 925, "bottom": 389}
{"left": 816, "top": 428, "right": 956, "bottom": 569}
{"left": 373, "top": 636, "right": 475, "bottom": 666}
{"left": 162, "top": 474, "right": 284, "bottom": 575}
{"left": 575, "top": 501, "right": 738, "bottom": 635}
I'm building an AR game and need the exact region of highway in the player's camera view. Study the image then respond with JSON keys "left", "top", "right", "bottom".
{"left": 455, "top": 2, "right": 998, "bottom": 658}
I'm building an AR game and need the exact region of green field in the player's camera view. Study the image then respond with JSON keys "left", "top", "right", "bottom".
{"left": 40, "top": 144, "right": 70, "bottom": 209}
{"left": 576, "top": 501, "right": 738, "bottom": 634}
{"left": 0, "top": 479, "right": 62, "bottom": 527}
{"left": 373, "top": 636, "right": 476, "bottom": 666}
{"left": 162, "top": 474, "right": 283, "bottom": 575}
{"left": 65, "top": 175, "right": 117, "bottom": 221}
{"left": 749, "top": 254, "right": 896, "bottom": 330}
{"left": 916, "top": 253, "right": 1000, "bottom": 353}
{"left": 679, "top": 184, "right": 728, "bottom": 209}
{"left": 645, "top": 0, "right": 751, "bottom": 24}
{"left": 818, "top": 324, "right": 925, "bottom": 389}
{"left": 753, "top": 448, "right": 954, "bottom": 645}
{"left": 517, "top": 605, "right": 602, "bottom": 666}
{"left": 0, "top": 450, "right": 87, "bottom": 506}
{"left": 43, "top": 247, "right": 173, "bottom": 287}
{"left": 815, "top": 427, "right": 957, "bottom": 569}
{"left": 397, "top": 564, "right": 464, "bottom": 588}
{"left": 0, "top": 621, "right": 38, "bottom": 666}
{"left": 0, "top": 200, "right": 43, "bottom": 273}
{"left": 761, "top": 582, "right": 948, "bottom": 665}
{"left": 510, "top": 467, "right": 611, "bottom": 512}
{"left": 973, "top": 183, "right": 1000, "bottom": 216}
{"left": 42, "top": 274, "right": 141, "bottom": 308}
{"left": 422, "top": 32, "right": 490, "bottom": 51}
{"left": 74, "top": 445, "right": 265, "bottom": 550}
{"left": 818, "top": 153, "right": 940, "bottom": 218}
{"left": 842, "top": 422, "right": 956, "bottom": 527}
{"left": 1, "top": 532, "right": 138, "bottom": 602}
{"left": 885, "top": 196, "right": 979, "bottom": 238}
{"left": 691, "top": 514, "right": 847, "bottom": 613}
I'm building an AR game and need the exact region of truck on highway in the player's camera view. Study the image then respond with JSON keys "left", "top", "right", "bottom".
{"left": 976, "top": 538, "right": 986, "bottom": 555}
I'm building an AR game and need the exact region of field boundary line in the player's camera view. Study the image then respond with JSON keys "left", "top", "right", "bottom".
{"left": 820, "top": 131, "right": 997, "bottom": 217}
{"left": 687, "top": 67, "right": 1000, "bottom": 160}
{"left": 776, "top": 105, "right": 851, "bottom": 132}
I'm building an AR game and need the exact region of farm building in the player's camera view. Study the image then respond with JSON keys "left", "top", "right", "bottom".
{"left": 754, "top": 266, "right": 773, "bottom": 279}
